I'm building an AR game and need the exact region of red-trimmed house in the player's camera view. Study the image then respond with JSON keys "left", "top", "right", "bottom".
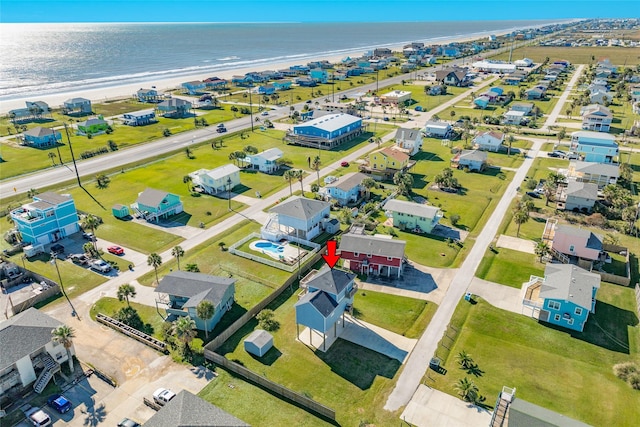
{"left": 338, "top": 233, "right": 406, "bottom": 278}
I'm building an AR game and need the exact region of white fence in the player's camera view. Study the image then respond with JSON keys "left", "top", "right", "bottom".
{"left": 229, "top": 232, "right": 320, "bottom": 272}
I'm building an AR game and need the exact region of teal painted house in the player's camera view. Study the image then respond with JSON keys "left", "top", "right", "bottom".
{"left": 309, "top": 69, "right": 328, "bottom": 83}
{"left": 294, "top": 267, "right": 357, "bottom": 351}
{"left": 22, "top": 127, "right": 61, "bottom": 148}
{"left": 10, "top": 192, "right": 80, "bottom": 245}
{"left": 383, "top": 199, "right": 442, "bottom": 233}
{"left": 523, "top": 264, "right": 600, "bottom": 332}
{"left": 132, "top": 188, "right": 183, "bottom": 222}
{"left": 155, "top": 271, "right": 235, "bottom": 333}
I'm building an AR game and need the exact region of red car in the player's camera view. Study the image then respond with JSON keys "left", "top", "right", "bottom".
{"left": 107, "top": 246, "right": 124, "bottom": 255}
{"left": 340, "top": 161, "right": 349, "bottom": 167}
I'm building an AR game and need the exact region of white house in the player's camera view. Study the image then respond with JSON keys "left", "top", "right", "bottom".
{"left": 379, "top": 90, "right": 412, "bottom": 106}
{"left": 190, "top": 164, "right": 240, "bottom": 194}
{"left": 261, "top": 196, "right": 333, "bottom": 241}
{"left": 424, "top": 121, "right": 453, "bottom": 138}
{"left": 503, "top": 110, "right": 526, "bottom": 125}
{"left": 514, "top": 58, "right": 533, "bottom": 67}
{"left": 473, "top": 131, "right": 504, "bottom": 152}
{"left": 394, "top": 128, "right": 422, "bottom": 156}
{"left": 245, "top": 148, "right": 283, "bottom": 174}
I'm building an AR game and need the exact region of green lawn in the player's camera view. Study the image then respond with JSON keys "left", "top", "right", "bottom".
{"left": 89, "top": 297, "right": 167, "bottom": 339}
{"left": 427, "top": 287, "right": 640, "bottom": 427}
{"left": 475, "top": 247, "right": 545, "bottom": 288}
{"left": 353, "top": 290, "right": 438, "bottom": 338}
{"left": 489, "top": 46, "right": 640, "bottom": 66}
{"left": 211, "top": 284, "right": 425, "bottom": 426}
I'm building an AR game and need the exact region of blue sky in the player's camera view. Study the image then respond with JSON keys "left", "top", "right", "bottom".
{"left": 1, "top": 0, "right": 637, "bottom": 23}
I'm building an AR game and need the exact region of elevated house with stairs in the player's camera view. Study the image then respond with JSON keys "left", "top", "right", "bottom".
{"left": 0, "top": 308, "right": 73, "bottom": 402}
{"left": 542, "top": 220, "right": 604, "bottom": 270}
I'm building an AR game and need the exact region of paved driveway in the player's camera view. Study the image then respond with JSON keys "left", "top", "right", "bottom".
{"left": 467, "top": 277, "right": 523, "bottom": 315}
{"left": 496, "top": 234, "right": 536, "bottom": 254}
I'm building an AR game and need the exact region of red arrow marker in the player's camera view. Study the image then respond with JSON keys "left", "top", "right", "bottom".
{"left": 322, "top": 240, "right": 341, "bottom": 268}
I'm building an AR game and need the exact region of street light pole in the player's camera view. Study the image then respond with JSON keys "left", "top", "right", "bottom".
{"left": 50, "top": 251, "right": 79, "bottom": 319}
{"left": 227, "top": 177, "right": 232, "bottom": 210}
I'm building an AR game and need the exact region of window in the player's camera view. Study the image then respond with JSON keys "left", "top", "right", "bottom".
{"left": 569, "top": 244, "right": 575, "bottom": 253}
{"left": 387, "top": 257, "right": 393, "bottom": 261}
{"left": 354, "top": 252, "right": 359, "bottom": 257}
{"left": 568, "top": 318, "right": 574, "bottom": 325}
{"left": 575, "top": 307, "right": 583, "bottom": 316}
{"left": 548, "top": 301, "right": 561, "bottom": 310}
{"left": 554, "top": 314, "right": 560, "bottom": 321}
{"left": 367, "top": 254, "right": 372, "bottom": 258}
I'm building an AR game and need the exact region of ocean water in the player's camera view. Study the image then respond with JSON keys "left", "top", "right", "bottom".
{"left": 0, "top": 20, "right": 559, "bottom": 101}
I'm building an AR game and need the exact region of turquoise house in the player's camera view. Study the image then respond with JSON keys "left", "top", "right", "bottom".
{"left": 321, "top": 172, "right": 367, "bottom": 206}
{"left": 132, "top": 188, "right": 183, "bottom": 222}
{"left": 294, "top": 267, "right": 357, "bottom": 351}
{"left": 22, "top": 127, "right": 61, "bottom": 148}
{"left": 155, "top": 271, "right": 235, "bottom": 333}
{"left": 309, "top": 69, "right": 328, "bottom": 83}
{"left": 10, "top": 192, "right": 80, "bottom": 245}
{"left": 570, "top": 131, "right": 618, "bottom": 163}
{"left": 523, "top": 264, "right": 600, "bottom": 332}
{"left": 182, "top": 80, "right": 207, "bottom": 95}
{"left": 383, "top": 199, "right": 442, "bottom": 233}
{"left": 272, "top": 80, "right": 292, "bottom": 91}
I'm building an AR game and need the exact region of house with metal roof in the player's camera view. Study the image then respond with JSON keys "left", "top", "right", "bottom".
{"left": 379, "top": 90, "right": 412, "bottom": 106}
{"left": 566, "top": 161, "right": 619, "bottom": 188}
{"left": 261, "top": 196, "right": 332, "bottom": 241}
{"left": 473, "top": 131, "right": 505, "bottom": 152}
{"left": 451, "top": 149, "right": 488, "bottom": 172}
{"left": 10, "top": 192, "right": 80, "bottom": 245}
{"left": 190, "top": 164, "right": 240, "bottom": 195}
{"left": 522, "top": 264, "right": 600, "bottom": 332}
{"left": 294, "top": 266, "right": 357, "bottom": 351}
{"left": 570, "top": 131, "right": 618, "bottom": 163}
{"left": 394, "top": 127, "right": 423, "bottom": 156}
{"left": 144, "top": 390, "right": 249, "bottom": 427}
{"left": 383, "top": 199, "right": 442, "bottom": 233}
{"left": 321, "top": 172, "right": 368, "bottom": 206}
{"left": 339, "top": 233, "right": 406, "bottom": 278}
{"left": 580, "top": 104, "right": 613, "bottom": 132}
{"left": 503, "top": 109, "right": 526, "bottom": 125}
{"left": 181, "top": 80, "right": 207, "bottom": 95}
{"left": 131, "top": 188, "right": 183, "bottom": 222}
{"left": 245, "top": 147, "right": 283, "bottom": 174}
{"left": 136, "top": 88, "right": 162, "bottom": 103}
{"left": 76, "top": 117, "right": 109, "bottom": 136}
{"left": 556, "top": 182, "right": 598, "bottom": 213}
{"left": 155, "top": 271, "right": 236, "bottom": 332}
{"left": 62, "top": 97, "right": 92, "bottom": 115}
{"left": 21, "top": 126, "right": 61, "bottom": 148}
{"left": 9, "top": 101, "right": 52, "bottom": 122}
{"left": 122, "top": 109, "right": 157, "bottom": 126}
{"left": 157, "top": 98, "right": 192, "bottom": 118}
{"left": 424, "top": 120, "right": 453, "bottom": 138}
{"left": 0, "top": 308, "right": 72, "bottom": 400}
{"left": 287, "top": 113, "right": 363, "bottom": 150}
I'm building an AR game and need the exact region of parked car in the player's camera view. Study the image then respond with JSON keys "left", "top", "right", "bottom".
{"left": 117, "top": 418, "right": 141, "bottom": 427}
{"left": 340, "top": 161, "right": 349, "bottom": 167}
{"left": 217, "top": 123, "right": 225, "bottom": 128}
{"left": 548, "top": 150, "right": 566, "bottom": 158}
{"left": 70, "top": 253, "right": 90, "bottom": 265}
{"left": 414, "top": 106, "right": 423, "bottom": 112}
{"left": 526, "top": 191, "right": 541, "bottom": 199}
{"left": 153, "top": 388, "right": 176, "bottom": 406}
{"left": 50, "top": 244, "right": 64, "bottom": 254}
{"left": 82, "top": 232, "right": 96, "bottom": 241}
{"left": 566, "top": 152, "right": 580, "bottom": 160}
{"left": 90, "top": 259, "right": 111, "bottom": 273}
{"left": 261, "top": 111, "right": 269, "bottom": 116}
{"left": 24, "top": 406, "right": 52, "bottom": 427}
{"left": 107, "top": 246, "right": 124, "bottom": 255}
{"left": 47, "top": 394, "right": 72, "bottom": 414}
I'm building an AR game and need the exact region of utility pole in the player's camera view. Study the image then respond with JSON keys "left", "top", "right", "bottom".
{"left": 248, "top": 85, "right": 254, "bottom": 132}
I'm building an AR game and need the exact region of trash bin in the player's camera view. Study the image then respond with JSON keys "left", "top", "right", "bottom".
{"left": 464, "top": 292, "right": 472, "bottom": 302}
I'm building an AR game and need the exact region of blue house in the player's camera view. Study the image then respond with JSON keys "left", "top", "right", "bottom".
{"left": 63, "top": 98, "right": 92, "bottom": 115}
{"left": 131, "top": 188, "right": 183, "bottom": 222}
{"left": 231, "top": 75, "right": 254, "bottom": 87}
{"left": 122, "top": 109, "right": 156, "bottom": 126}
{"left": 10, "top": 192, "right": 80, "bottom": 245}
{"left": 296, "top": 77, "right": 317, "bottom": 87}
{"left": 272, "top": 80, "right": 292, "bottom": 91}
{"left": 204, "top": 77, "right": 228, "bottom": 89}
{"left": 321, "top": 172, "right": 368, "bottom": 206}
{"left": 346, "top": 67, "right": 363, "bottom": 77}
{"left": 473, "top": 95, "right": 491, "bottom": 109}
{"left": 442, "top": 47, "right": 461, "bottom": 57}
{"left": 257, "top": 84, "right": 275, "bottom": 95}
{"left": 294, "top": 266, "right": 357, "bottom": 351}
{"left": 155, "top": 271, "right": 235, "bottom": 333}
{"left": 9, "top": 101, "right": 52, "bottom": 122}
{"left": 290, "top": 65, "right": 310, "bottom": 74}
{"left": 570, "top": 131, "right": 618, "bottom": 163}
{"left": 136, "top": 88, "right": 162, "bottom": 103}
{"left": 290, "top": 113, "right": 363, "bottom": 150}
{"left": 181, "top": 80, "right": 207, "bottom": 95}
{"left": 21, "top": 127, "right": 61, "bottom": 148}
{"left": 309, "top": 69, "right": 328, "bottom": 83}
{"left": 522, "top": 264, "right": 600, "bottom": 332}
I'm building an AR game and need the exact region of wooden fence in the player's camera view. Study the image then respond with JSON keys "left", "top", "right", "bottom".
{"left": 96, "top": 313, "right": 168, "bottom": 353}
{"left": 635, "top": 284, "right": 640, "bottom": 320}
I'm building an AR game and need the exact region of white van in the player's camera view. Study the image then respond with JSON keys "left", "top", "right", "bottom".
{"left": 25, "top": 407, "right": 52, "bottom": 427}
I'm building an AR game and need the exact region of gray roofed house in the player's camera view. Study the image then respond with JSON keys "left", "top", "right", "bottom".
{"left": 383, "top": 198, "right": 443, "bottom": 233}
{"left": 339, "top": 233, "right": 406, "bottom": 259}
{"left": 0, "top": 308, "right": 72, "bottom": 399}
{"left": 269, "top": 196, "right": 331, "bottom": 221}
{"left": 394, "top": 127, "right": 423, "bottom": 156}
{"left": 452, "top": 149, "right": 488, "bottom": 172}
{"left": 34, "top": 191, "right": 71, "bottom": 206}
{"left": 567, "top": 161, "right": 619, "bottom": 188}
{"left": 262, "top": 196, "right": 332, "bottom": 241}
{"left": 506, "top": 396, "right": 592, "bottom": 427}
{"left": 144, "top": 390, "right": 249, "bottom": 427}
{"left": 301, "top": 265, "right": 356, "bottom": 295}
{"left": 157, "top": 98, "right": 192, "bottom": 117}
{"left": 540, "top": 264, "right": 600, "bottom": 312}
{"left": 384, "top": 199, "right": 441, "bottom": 220}
{"left": 322, "top": 172, "right": 368, "bottom": 206}
{"left": 557, "top": 181, "right": 598, "bottom": 212}
{"left": 304, "top": 291, "right": 339, "bottom": 317}
{"left": 155, "top": 271, "right": 236, "bottom": 332}
{"left": 326, "top": 172, "right": 368, "bottom": 193}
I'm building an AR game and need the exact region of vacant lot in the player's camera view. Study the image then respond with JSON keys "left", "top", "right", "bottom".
{"left": 490, "top": 46, "right": 640, "bottom": 66}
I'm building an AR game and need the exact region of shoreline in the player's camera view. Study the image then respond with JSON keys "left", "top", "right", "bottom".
{"left": 0, "top": 25, "right": 545, "bottom": 114}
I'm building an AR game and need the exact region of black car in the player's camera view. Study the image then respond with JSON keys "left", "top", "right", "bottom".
{"left": 526, "top": 191, "right": 541, "bottom": 199}
{"left": 50, "top": 243, "right": 65, "bottom": 254}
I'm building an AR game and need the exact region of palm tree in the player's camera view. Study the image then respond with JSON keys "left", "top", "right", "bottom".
{"left": 535, "top": 241, "right": 550, "bottom": 262}
{"left": 453, "top": 377, "right": 479, "bottom": 403}
{"left": 81, "top": 214, "right": 100, "bottom": 251}
{"left": 293, "top": 169, "right": 304, "bottom": 196}
{"left": 506, "top": 134, "right": 515, "bottom": 156}
{"left": 171, "top": 245, "right": 185, "bottom": 270}
{"left": 456, "top": 350, "right": 474, "bottom": 370}
{"left": 117, "top": 283, "right": 137, "bottom": 306}
{"left": 542, "top": 181, "right": 555, "bottom": 207}
{"left": 172, "top": 316, "right": 197, "bottom": 354}
{"left": 283, "top": 170, "right": 296, "bottom": 196}
{"left": 311, "top": 156, "right": 322, "bottom": 186}
{"left": 183, "top": 175, "right": 192, "bottom": 193}
{"left": 52, "top": 325, "right": 75, "bottom": 372}
{"left": 393, "top": 171, "right": 413, "bottom": 196}
{"left": 513, "top": 206, "right": 529, "bottom": 237}
{"left": 48, "top": 152, "right": 57, "bottom": 166}
{"left": 196, "top": 300, "right": 215, "bottom": 340}
{"left": 361, "top": 177, "right": 376, "bottom": 200}
{"left": 95, "top": 173, "right": 110, "bottom": 189}
{"left": 147, "top": 253, "right": 163, "bottom": 285}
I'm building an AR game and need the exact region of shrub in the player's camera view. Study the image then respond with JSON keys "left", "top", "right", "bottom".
{"left": 113, "top": 306, "right": 144, "bottom": 330}
{"left": 311, "top": 183, "right": 319, "bottom": 193}
{"left": 450, "top": 214, "right": 460, "bottom": 226}
{"left": 257, "top": 309, "right": 280, "bottom": 331}
{"left": 184, "top": 263, "right": 200, "bottom": 272}
{"left": 628, "top": 373, "right": 640, "bottom": 390}
{"left": 614, "top": 362, "right": 638, "bottom": 381}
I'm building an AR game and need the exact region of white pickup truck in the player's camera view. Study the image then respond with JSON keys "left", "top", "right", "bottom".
{"left": 23, "top": 405, "right": 52, "bottom": 427}
{"left": 90, "top": 259, "right": 112, "bottom": 273}
{"left": 152, "top": 388, "right": 176, "bottom": 406}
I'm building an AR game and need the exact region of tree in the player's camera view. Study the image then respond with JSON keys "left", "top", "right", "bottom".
{"left": 283, "top": 169, "right": 296, "bottom": 196}
{"left": 293, "top": 169, "right": 305, "bottom": 196}
{"left": 619, "top": 163, "right": 633, "bottom": 186}
{"left": 513, "top": 205, "right": 530, "bottom": 237}
{"left": 556, "top": 127, "right": 566, "bottom": 143}
{"left": 393, "top": 171, "right": 413, "bottom": 196}
{"left": 506, "top": 134, "right": 515, "bottom": 156}
{"left": 542, "top": 180, "right": 555, "bottom": 206}
{"left": 52, "top": 325, "right": 75, "bottom": 372}
{"left": 95, "top": 173, "right": 110, "bottom": 189}
{"left": 48, "top": 152, "right": 57, "bottom": 166}
{"left": 534, "top": 241, "right": 550, "bottom": 262}
{"left": 107, "top": 140, "right": 118, "bottom": 151}
{"left": 450, "top": 214, "right": 460, "bottom": 226}
{"left": 117, "top": 283, "right": 137, "bottom": 306}
{"left": 196, "top": 300, "right": 215, "bottom": 340}
{"left": 81, "top": 214, "right": 100, "bottom": 251}
{"left": 185, "top": 147, "right": 194, "bottom": 159}
{"left": 311, "top": 156, "right": 322, "bottom": 186}
{"left": 243, "top": 145, "right": 258, "bottom": 155}
{"left": 172, "top": 316, "right": 197, "bottom": 355}
{"left": 172, "top": 245, "right": 185, "bottom": 270}
{"left": 147, "top": 253, "right": 163, "bottom": 285}
{"left": 456, "top": 350, "right": 474, "bottom": 370}
{"left": 361, "top": 177, "right": 377, "bottom": 200}
{"left": 453, "top": 377, "right": 479, "bottom": 403}
{"left": 183, "top": 175, "right": 192, "bottom": 193}
{"left": 257, "top": 309, "right": 280, "bottom": 331}
{"left": 114, "top": 306, "right": 144, "bottom": 330}
{"left": 622, "top": 205, "right": 638, "bottom": 234}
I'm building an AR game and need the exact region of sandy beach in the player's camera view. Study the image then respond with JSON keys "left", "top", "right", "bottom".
{"left": 0, "top": 30, "right": 516, "bottom": 114}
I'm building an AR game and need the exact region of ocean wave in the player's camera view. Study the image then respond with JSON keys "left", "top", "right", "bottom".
{"left": 218, "top": 56, "right": 240, "bottom": 61}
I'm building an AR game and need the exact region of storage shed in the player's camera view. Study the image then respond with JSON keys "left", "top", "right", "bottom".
{"left": 244, "top": 329, "right": 273, "bottom": 357}
{"left": 112, "top": 204, "right": 130, "bottom": 219}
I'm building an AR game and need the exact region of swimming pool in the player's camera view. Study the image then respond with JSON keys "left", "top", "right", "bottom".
{"left": 249, "top": 240, "right": 287, "bottom": 260}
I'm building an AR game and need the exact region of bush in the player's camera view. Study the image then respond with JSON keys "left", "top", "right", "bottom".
{"left": 311, "top": 183, "right": 319, "bottom": 193}
{"left": 256, "top": 309, "right": 280, "bottom": 331}
{"left": 525, "top": 179, "right": 538, "bottom": 190}
{"left": 614, "top": 362, "right": 639, "bottom": 381}
{"left": 450, "top": 214, "right": 460, "bottom": 226}
{"left": 629, "top": 373, "right": 640, "bottom": 390}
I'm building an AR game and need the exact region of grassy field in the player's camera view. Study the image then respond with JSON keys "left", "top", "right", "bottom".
{"left": 475, "top": 247, "right": 545, "bottom": 288}
{"left": 89, "top": 297, "right": 167, "bottom": 339}
{"left": 427, "top": 288, "right": 640, "bottom": 427}
{"left": 210, "top": 286, "right": 436, "bottom": 426}
{"left": 490, "top": 46, "right": 640, "bottom": 66}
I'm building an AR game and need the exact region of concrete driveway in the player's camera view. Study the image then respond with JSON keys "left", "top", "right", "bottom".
{"left": 496, "top": 234, "right": 536, "bottom": 254}
{"left": 467, "top": 277, "right": 523, "bottom": 315}
{"left": 341, "top": 316, "right": 417, "bottom": 363}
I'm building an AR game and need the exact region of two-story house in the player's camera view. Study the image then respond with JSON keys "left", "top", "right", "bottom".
{"left": 181, "top": 80, "right": 207, "bottom": 95}
{"left": 157, "top": 98, "right": 192, "bottom": 118}
{"left": 10, "top": 192, "right": 80, "bottom": 245}
{"left": 556, "top": 181, "right": 598, "bottom": 213}
{"left": 136, "top": 88, "right": 162, "bottom": 103}
{"left": 76, "top": 118, "right": 109, "bottom": 136}
{"left": 122, "top": 109, "right": 157, "bottom": 126}
{"left": 473, "top": 131, "right": 504, "bottom": 152}
{"left": 21, "top": 127, "right": 61, "bottom": 148}
{"left": 566, "top": 161, "right": 619, "bottom": 188}
{"left": 338, "top": 233, "right": 406, "bottom": 278}
{"left": 245, "top": 147, "right": 283, "bottom": 173}
{"left": 451, "top": 149, "right": 488, "bottom": 172}
{"left": 62, "top": 97, "right": 92, "bottom": 115}
{"left": 580, "top": 104, "right": 613, "bottom": 132}
{"left": 366, "top": 147, "right": 410, "bottom": 179}
{"left": 549, "top": 224, "right": 603, "bottom": 270}
{"left": 394, "top": 128, "right": 423, "bottom": 156}
{"left": 190, "top": 164, "right": 240, "bottom": 195}
{"left": 522, "top": 264, "right": 600, "bottom": 332}
{"left": 155, "top": 271, "right": 235, "bottom": 333}
{"left": 424, "top": 120, "right": 453, "bottom": 138}
{"left": 434, "top": 68, "right": 469, "bottom": 87}
{"left": 0, "top": 308, "right": 73, "bottom": 400}
{"left": 131, "top": 188, "right": 183, "bottom": 222}
{"left": 383, "top": 199, "right": 442, "bottom": 233}
{"left": 294, "top": 266, "right": 357, "bottom": 351}
{"left": 570, "top": 131, "right": 618, "bottom": 163}
{"left": 261, "top": 196, "right": 332, "bottom": 242}
{"left": 321, "top": 172, "right": 368, "bottom": 206}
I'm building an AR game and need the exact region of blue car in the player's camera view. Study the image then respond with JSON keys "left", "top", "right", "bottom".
{"left": 47, "top": 394, "right": 72, "bottom": 414}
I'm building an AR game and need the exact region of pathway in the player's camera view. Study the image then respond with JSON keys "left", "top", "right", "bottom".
{"left": 467, "top": 277, "right": 523, "bottom": 315}
{"left": 542, "top": 64, "right": 585, "bottom": 130}
{"left": 495, "top": 234, "right": 535, "bottom": 254}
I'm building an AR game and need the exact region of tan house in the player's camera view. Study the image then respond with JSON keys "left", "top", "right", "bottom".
{"left": 566, "top": 161, "right": 619, "bottom": 188}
